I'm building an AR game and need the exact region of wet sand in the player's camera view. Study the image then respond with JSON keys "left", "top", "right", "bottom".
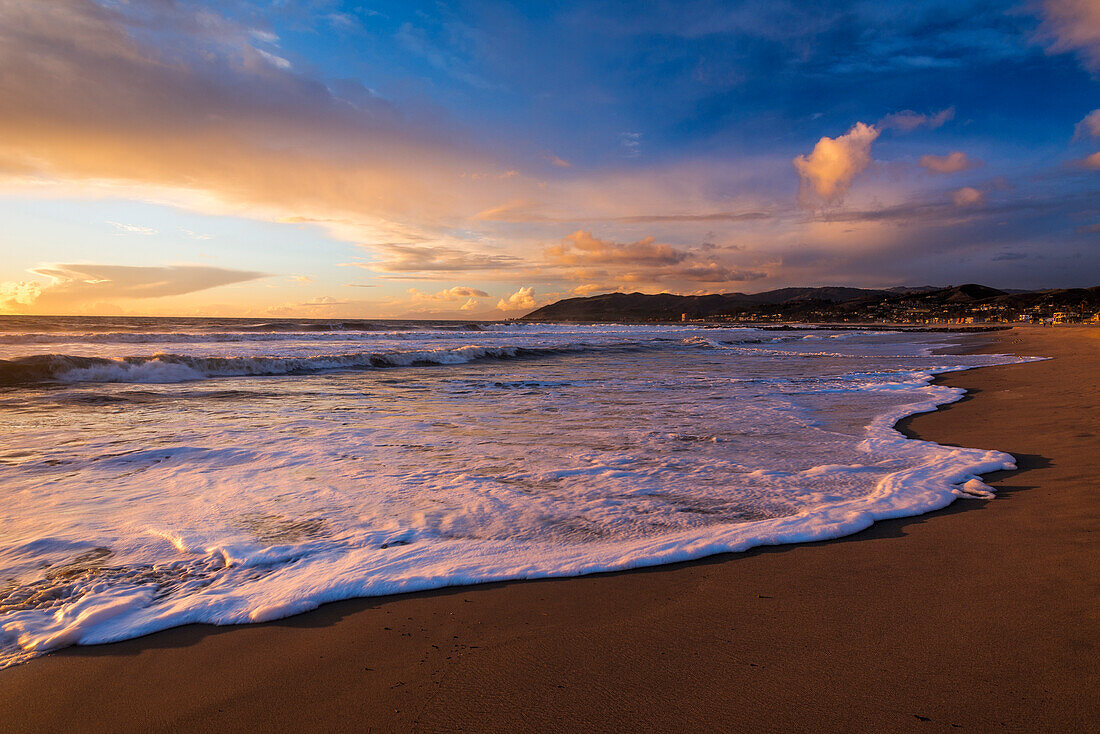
{"left": 1, "top": 326, "right": 1096, "bottom": 732}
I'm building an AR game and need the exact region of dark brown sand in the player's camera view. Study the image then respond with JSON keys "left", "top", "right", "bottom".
{"left": 1, "top": 327, "right": 1096, "bottom": 733}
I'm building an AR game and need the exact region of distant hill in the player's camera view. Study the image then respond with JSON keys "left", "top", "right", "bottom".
{"left": 520, "top": 285, "right": 1100, "bottom": 323}
{"left": 522, "top": 287, "right": 891, "bottom": 322}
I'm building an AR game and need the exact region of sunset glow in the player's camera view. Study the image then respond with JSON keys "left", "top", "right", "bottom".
{"left": 1, "top": 0, "right": 1098, "bottom": 316}
{"left": 1, "top": 5, "right": 1097, "bottom": 723}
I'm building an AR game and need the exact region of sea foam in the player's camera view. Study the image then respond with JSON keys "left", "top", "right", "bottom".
{"left": 0, "top": 321, "right": 1039, "bottom": 668}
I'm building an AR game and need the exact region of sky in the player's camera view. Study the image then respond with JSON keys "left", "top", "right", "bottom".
{"left": 0, "top": 0, "right": 1098, "bottom": 318}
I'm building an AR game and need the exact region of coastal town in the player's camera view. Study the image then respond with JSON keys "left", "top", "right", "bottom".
{"left": 702, "top": 297, "right": 1100, "bottom": 326}
{"left": 524, "top": 284, "right": 1100, "bottom": 326}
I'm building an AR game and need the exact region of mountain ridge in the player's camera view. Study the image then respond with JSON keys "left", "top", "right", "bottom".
{"left": 520, "top": 285, "right": 1100, "bottom": 323}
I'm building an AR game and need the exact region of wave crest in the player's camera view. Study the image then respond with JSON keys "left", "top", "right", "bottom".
{"left": 0, "top": 344, "right": 614, "bottom": 385}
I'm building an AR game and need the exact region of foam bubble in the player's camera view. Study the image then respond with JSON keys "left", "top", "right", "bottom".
{"left": 0, "top": 323, "right": 1039, "bottom": 667}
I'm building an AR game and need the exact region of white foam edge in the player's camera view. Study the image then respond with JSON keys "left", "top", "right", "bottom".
{"left": 3, "top": 353, "right": 1046, "bottom": 659}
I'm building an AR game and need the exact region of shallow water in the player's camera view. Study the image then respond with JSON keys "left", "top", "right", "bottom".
{"left": 0, "top": 318, "right": 1033, "bottom": 667}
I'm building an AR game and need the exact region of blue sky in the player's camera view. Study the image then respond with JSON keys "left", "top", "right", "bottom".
{"left": 0, "top": 0, "right": 1097, "bottom": 316}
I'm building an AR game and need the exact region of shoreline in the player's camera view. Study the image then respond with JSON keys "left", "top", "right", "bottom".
{"left": 1, "top": 326, "right": 1096, "bottom": 732}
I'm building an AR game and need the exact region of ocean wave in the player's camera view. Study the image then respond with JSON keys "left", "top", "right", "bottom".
{"left": 0, "top": 317, "right": 495, "bottom": 336}
{"left": 0, "top": 327, "right": 1037, "bottom": 669}
{"left": 0, "top": 374, "right": 1019, "bottom": 668}
{"left": 0, "top": 324, "right": 491, "bottom": 345}
{"left": 0, "top": 343, "right": 628, "bottom": 385}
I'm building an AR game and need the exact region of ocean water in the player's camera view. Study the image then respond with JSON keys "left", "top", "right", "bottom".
{"left": 0, "top": 317, "right": 1035, "bottom": 668}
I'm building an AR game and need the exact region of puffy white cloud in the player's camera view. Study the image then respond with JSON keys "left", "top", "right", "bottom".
{"left": 497, "top": 286, "right": 536, "bottom": 311}
{"left": 793, "top": 122, "right": 880, "bottom": 205}
{"left": 0, "top": 281, "right": 43, "bottom": 310}
{"left": 952, "top": 187, "right": 985, "bottom": 207}
{"left": 919, "top": 151, "right": 980, "bottom": 174}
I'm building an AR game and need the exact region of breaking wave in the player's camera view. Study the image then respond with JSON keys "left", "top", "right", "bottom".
{"left": 0, "top": 319, "right": 1043, "bottom": 669}
{"left": 0, "top": 344, "right": 631, "bottom": 386}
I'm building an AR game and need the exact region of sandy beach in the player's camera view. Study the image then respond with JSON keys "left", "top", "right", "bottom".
{"left": 1, "top": 326, "right": 1096, "bottom": 733}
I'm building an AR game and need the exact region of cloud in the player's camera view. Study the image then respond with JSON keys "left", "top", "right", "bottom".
{"left": 407, "top": 285, "right": 491, "bottom": 301}
{"left": 0, "top": 1, "right": 808, "bottom": 290}
{"left": 473, "top": 200, "right": 770, "bottom": 224}
{"left": 879, "top": 107, "right": 955, "bottom": 132}
{"left": 919, "top": 151, "right": 980, "bottom": 174}
{"left": 0, "top": 281, "right": 43, "bottom": 309}
{"left": 1075, "top": 110, "right": 1100, "bottom": 139}
{"left": 793, "top": 122, "right": 880, "bottom": 205}
{"left": 546, "top": 154, "right": 572, "bottom": 168}
{"left": 363, "top": 244, "right": 524, "bottom": 274}
{"left": 952, "top": 187, "right": 985, "bottom": 207}
{"left": 620, "top": 132, "right": 643, "bottom": 158}
{"left": 543, "top": 231, "right": 765, "bottom": 284}
{"left": 265, "top": 295, "right": 359, "bottom": 315}
{"left": 297, "top": 296, "right": 347, "bottom": 307}
{"left": 0, "top": 0, "right": 507, "bottom": 252}
{"left": 447, "top": 286, "right": 490, "bottom": 298}
{"left": 992, "top": 252, "right": 1028, "bottom": 261}
{"left": 256, "top": 49, "right": 291, "bottom": 71}
{"left": 325, "top": 12, "right": 364, "bottom": 33}
{"left": 1038, "top": 0, "right": 1100, "bottom": 70}
{"left": 547, "top": 230, "right": 687, "bottom": 266}
{"left": 0, "top": 264, "right": 267, "bottom": 313}
{"left": 107, "top": 221, "right": 156, "bottom": 235}
{"left": 815, "top": 189, "right": 1094, "bottom": 227}
{"left": 815, "top": 200, "right": 975, "bottom": 225}
{"left": 674, "top": 263, "right": 767, "bottom": 282}
{"left": 2, "top": 0, "right": 1094, "bottom": 297}
{"left": 395, "top": 21, "right": 496, "bottom": 90}
{"left": 472, "top": 199, "right": 549, "bottom": 222}
{"left": 1073, "top": 111, "right": 1100, "bottom": 171}
{"left": 609, "top": 211, "right": 770, "bottom": 224}
{"left": 497, "top": 286, "right": 536, "bottom": 311}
